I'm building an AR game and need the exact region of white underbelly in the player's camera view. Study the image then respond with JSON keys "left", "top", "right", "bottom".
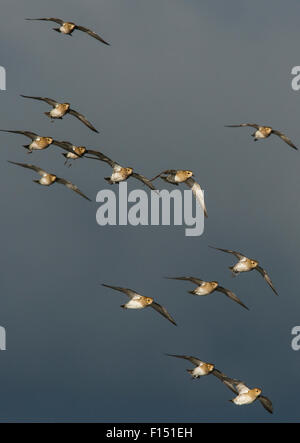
{"left": 255, "top": 130, "right": 266, "bottom": 140}
{"left": 194, "top": 287, "right": 212, "bottom": 296}
{"left": 111, "top": 172, "right": 126, "bottom": 182}
{"left": 234, "top": 262, "right": 251, "bottom": 272}
{"left": 125, "top": 300, "right": 144, "bottom": 309}
{"left": 50, "top": 108, "right": 66, "bottom": 118}
{"left": 233, "top": 394, "right": 253, "bottom": 406}
{"left": 192, "top": 366, "right": 207, "bottom": 377}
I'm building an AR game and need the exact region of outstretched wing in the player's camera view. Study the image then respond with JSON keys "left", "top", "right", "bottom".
{"left": 272, "top": 129, "right": 297, "bottom": 150}
{"left": 55, "top": 177, "right": 91, "bottom": 201}
{"left": 166, "top": 276, "right": 204, "bottom": 286}
{"left": 52, "top": 140, "right": 75, "bottom": 152}
{"left": 212, "top": 370, "right": 240, "bottom": 394}
{"left": 255, "top": 266, "right": 278, "bottom": 296}
{"left": 150, "top": 170, "right": 177, "bottom": 181}
{"left": 26, "top": 17, "right": 65, "bottom": 25}
{"left": 75, "top": 24, "right": 110, "bottom": 45}
{"left": 87, "top": 151, "right": 117, "bottom": 168}
{"left": 150, "top": 302, "right": 177, "bottom": 326}
{"left": 20, "top": 95, "right": 58, "bottom": 107}
{"left": 216, "top": 286, "right": 249, "bottom": 310}
{"left": 68, "top": 108, "right": 99, "bottom": 133}
{"left": 225, "top": 123, "right": 259, "bottom": 129}
{"left": 259, "top": 396, "right": 273, "bottom": 414}
{"left": 131, "top": 172, "right": 157, "bottom": 191}
{"left": 102, "top": 284, "right": 141, "bottom": 299}
{"left": 0, "top": 129, "right": 38, "bottom": 140}
{"left": 166, "top": 354, "right": 204, "bottom": 366}
{"left": 86, "top": 149, "right": 107, "bottom": 158}
{"left": 185, "top": 177, "right": 208, "bottom": 218}
{"left": 209, "top": 246, "right": 245, "bottom": 260}
{"left": 8, "top": 161, "right": 47, "bottom": 176}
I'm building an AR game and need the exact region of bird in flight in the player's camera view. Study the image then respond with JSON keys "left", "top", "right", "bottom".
{"left": 209, "top": 246, "right": 278, "bottom": 296}
{"left": 8, "top": 161, "right": 91, "bottom": 201}
{"left": 90, "top": 152, "right": 156, "bottom": 191}
{"left": 26, "top": 18, "right": 110, "bottom": 45}
{"left": 225, "top": 123, "right": 297, "bottom": 150}
{"left": 0, "top": 129, "right": 62, "bottom": 153}
{"left": 166, "top": 354, "right": 217, "bottom": 379}
{"left": 53, "top": 140, "right": 106, "bottom": 166}
{"left": 213, "top": 372, "right": 273, "bottom": 414}
{"left": 151, "top": 169, "right": 207, "bottom": 217}
{"left": 166, "top": 276, "right": 248, "bottom": 310}
{"left": 102, "top": 284, "right": 177, "bottom": 326}
{"left": 20, "top": 95, "right": 99, "bottom": 133}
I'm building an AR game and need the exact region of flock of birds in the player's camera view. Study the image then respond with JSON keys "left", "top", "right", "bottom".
{"left": 4, "top": 15, "right": 297, "bottom": 417}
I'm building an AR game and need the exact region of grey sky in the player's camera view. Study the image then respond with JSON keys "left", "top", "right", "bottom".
{"left": 0, "top": 0, "right": 299, "bottom": 422}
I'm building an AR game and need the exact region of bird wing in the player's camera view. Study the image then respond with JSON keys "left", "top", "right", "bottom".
{"left": 149, "top": 302, "right": 177, "bottom": 326}
{"left": 86, "top": 149, "right": 106, "bottom": 158}
{"left": 212, "top": 370, "right": 240, "bottom": 394}
{"left": 225, "top": 123, "right": 259, "bottom": 129}
{"left": 68, "top": 108, "right": 99, "bottom": 133}
{"left": 208, "top": 246, "right": 245, "bottom": 260}
{"left": 75, "top": 24, "right": 110, "bottom": 45}
{"left": 272, "top": 129, "right": 297, "bottom": 150}
{"left": 216, "top": 286, "right": 249, "bottom": 310}
{"left": 131, "top": 172, "right": 157, "bottom": 190}
{"left": 255, "top": 266, "right": 278, "bottom": 296}
{"left": 20, "top": 95, "right": 58, "bottom": 107}
{"left": 234, "top": 382, "right": 250, "bottom": 394}
{"left": 166, "top": 354, "right": 204, "bottom": 366}
{"left": 55, "top": 177, "right": 91, "bottom": 201}
{"left": 0, "top": 130, "right": 38, "bottom": 140}
{"left": 166, "top": 276, "right": 204, "bottom": 286}
{"left": 8, "top": 161, "right": 47, "bottom": 176}
{"left": 259, "top": 396, "right": 273, "bottom": 414}
{"left": 51, "top": 140, "right": 75, "bottom": 152}
{"left": 101, "top": 284, "right": 141, "bottom": 299}
{"left": 150, "top": 170, "right": 177, "bottom": 181}
{"left": 26, "top": 17, "right": 65, "bottom": 25}
{"left": 87, "top": 152, "right": 117, "bottom": 168}
{"left": 184, "top": 177, "right": 208, "bottom": 218}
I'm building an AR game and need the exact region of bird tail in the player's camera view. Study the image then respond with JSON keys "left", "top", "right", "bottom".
{"left": 52, "top": 28, "right": 60, "bottom": 33}
{"left": 120, "top": 304, "right": 127, "bottom": 309}
{"left": 186, "top": 369, "right": 194, "bottom": 375}
{"left": 23, "top": 144, "right": 30, "bottom": 150}
{"left": 44, "top": 112, "right": 51, "bottom": 118}
{"left": 104, "top": 177, "right": 112, "bottom": 183}
{"left": 188, "top": 290, "right": 196, "bottom": 295}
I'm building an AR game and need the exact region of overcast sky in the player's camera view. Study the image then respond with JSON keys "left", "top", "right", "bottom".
{"left": 0, "top": 0, "right": 300, "bottom": 422}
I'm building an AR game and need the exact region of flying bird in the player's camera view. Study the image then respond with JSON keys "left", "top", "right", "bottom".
{"left": 150, "top": 169, "right": 207, "bottom": 217}
{"left": 90, "top": 152, "right": 156, "bottom": 191}
{"left": 213, "top": 372, "right": 273, "bottom": 414}
{"left": 166, "top": 276, "right": 248, "bottom": 310}
{"left": 225, "top": 123, "right": 297, "bottom": 150}
{"left": 102, "top": 284, "right": 177, "bottom": 326}
{"left": 8, "top": 161, "right": 91, "bottom": 201}
{"left": 53, "top": 140, "right": 105, "bottom": 166}
{"left": 209, "top": 246, "right": 278, "bottom": 296}
{"left": 26, "top": 18, "right": 109, "bottom": 45}
{"left": 0, "top": 129, "right": 62, "bottom": 153}
{"left": 166, "top": 354, "right": 216, "bottom": 378}
{"left": 20, "top": 95, "right": 99, "bottom": 133}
